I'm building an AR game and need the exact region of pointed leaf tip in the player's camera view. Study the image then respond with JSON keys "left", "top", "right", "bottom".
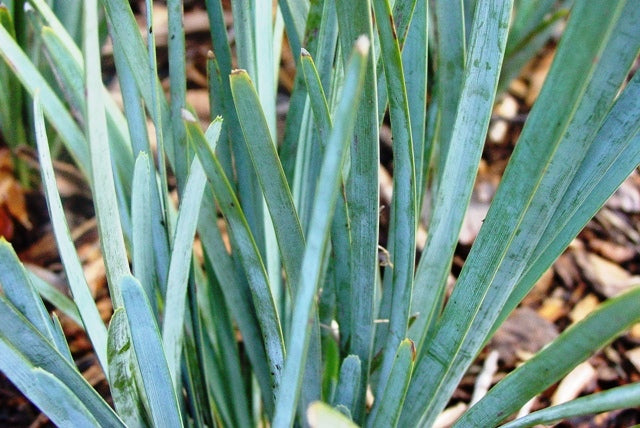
{"left": 355, "top": 35, "right": 370, "bottom": 54}
{"left": 181, "top": 108, "right": 197, "bottom": 122}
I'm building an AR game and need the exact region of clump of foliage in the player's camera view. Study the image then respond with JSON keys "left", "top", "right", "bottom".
{"left": 0, "top": 0, "right": 639, "bottom": 426}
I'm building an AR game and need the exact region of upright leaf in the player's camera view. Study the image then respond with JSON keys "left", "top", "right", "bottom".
{"left": 335, "top": 2, "right": 379, "bottom": 419}
{"left": 34, "top": 97, "right": 109, "bottom": 370}
{"left": 272, "top": 37, "right": 369, "bottom": 427}
{"left": 120, "top": 276, "right": 183, "bottom": 427}
{"left": 230, "top": 70, "right": 305, "bottom": 292}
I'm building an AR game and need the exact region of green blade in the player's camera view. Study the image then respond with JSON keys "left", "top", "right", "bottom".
{"left": 0, "top": 6, "right": 26, "bottom": 149}
{"left": 403, "top": 0, "right": 429, "bottom": 199}
{"left": 332, "top": 355, "right": 361, "bottom": 417}
{"left": 107, "top": 308, "right": 148, "bottom": 427}
{"left": 131, "top": 152, "right": 158, "bottom": 316}
{"left": 0, "top": 239, "right": 57, "bottom": 345}
{"left": 369, "top": 339, "right": 415, "bottom": 428}
{"left": 300, "top": 50, "right": 331, "bottom": 144}
{"left": 120, "top": 275, "right": 183, "bottom": 427}
{"left": 162, "top": 140, "right": 209, "bottom": 388}
{"left": 190, "top": 116, "right": 286, "bottom": 406}
{"left": 409, "top": 0, "right": 513, "bottom": 353}
{"left": 272, "top": 37, "right": 369, "bottom": 428}
{"left": 38, "top": 26, "right": 135, "bottom": 221}
{"left": 0, "top": 24, "right": 89, "bottom": 171}
{"left": 0, "top": 296, "right": 125, "bottom": 426}
{"left": 335, "top": 2, "right": 379, "bottom": 420}
{"left": 84, "top": 0, "right": 130, "bottom": 309}
{"left": 167, "top": 0, "right": 189, "bottom": 193}
{"left": 230, "top": 69, "right": 305, "bottom": 292}
{"left": 198, "top": 192, "right": 276, "bottom": 415}
{"left": 28, "top": 272, "right": 82, "bottom": 327}
{"left": 0, "top": 340, "right": 101, "bottom": 428}
{"left": 277, "top": 0, "right": 309, "bottom": 57}
{"left": 431, "top": 0, "right": 465, "bottom": 187}
{"left": 457, "top": 285, "right": 640, "bottom": 427}
{"left": 370, "top": 0, "right": 417, "bottom": 408}
{"left": 102, "top": 0, "right": 176, "bottom": 174}
{"left": 34, "top": 96, "right": 109, "bottom": 370}
{"left": 494, "top": 2, "right": 640, "bottom": 335}
{"left": 500, "top": 382, "right": 640, "bottom": 428}
{"left": 404, "top": 2, "right": 632, "bottom": 424}
{"left": 197, "top": 256, "right": 253, "bottom": 426}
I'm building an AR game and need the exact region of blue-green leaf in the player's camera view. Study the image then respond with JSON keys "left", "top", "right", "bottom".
{"left": 120, "top": 275, "right": 183, "bottom": 427}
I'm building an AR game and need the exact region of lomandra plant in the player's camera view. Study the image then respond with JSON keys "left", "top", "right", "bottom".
{"left": 0, "top": 0, "right": 639, "bottom": 426}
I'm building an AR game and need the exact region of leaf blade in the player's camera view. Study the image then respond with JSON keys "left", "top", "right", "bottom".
{"left": 121, "top": 275, "right": 183, "bottom": 427}
{"left": 457, "top": 285, "right": 640, "bottom": 426}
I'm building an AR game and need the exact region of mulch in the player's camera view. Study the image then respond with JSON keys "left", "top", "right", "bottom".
{"left": 1, "top": 3, "right": 639, "bottom": 427}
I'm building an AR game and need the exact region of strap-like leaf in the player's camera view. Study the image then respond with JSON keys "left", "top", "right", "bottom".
{"left": 272, "top": 37, "right": 369, "bottom": 427}
{"left": 162, "top": 147, "right": 209, "bottom": 388}
{"left": 333, "top": 355, "right": 361, "bottom": 416}
{"left": 0, "top": 296, "right": 125, "bottom": 425}
{"left": 369, "top": 339, "right": 415, "bottom": 428}
{"left": 121, "top": 275, "right": 183, "bottom": 427}
{"left": 458, "top": 285, "right": 640, "bottom": 426}
{"left": 84, "top": 0, "right": 130, "bottom": 308}
{"left": 191, "top": 116, "right": 286, "bottom": 404}
{"left": 335, "top": 2, "right": 379, "bottom": 420}
{"left": 107, "top": 308, "right": 148, "bottom": 427}
{"left": 500, "top": 382, "right": 640, "bottom": 428}
{"left": 370, "top": 0, "right": 417, "bottom": 407}
{"left": 402, "top": 0, "right": 514, "bottom": 424}
{"left": 0, "top": 240, "right": 57, "bottom": 345}
{"left": 34, "top": 97, "right": 109, "bottom": 370}
{"left": 0, "top": 24, "right": 88, "bottom": 170}
{"left": 230, "top": 69, "right": 306, "bottom": 291}
{"left": 0, "top": 340, "right": 101, "bottom": 428}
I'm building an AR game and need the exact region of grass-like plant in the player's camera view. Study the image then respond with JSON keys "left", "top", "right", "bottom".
{"left": 0, "top": 0, "right": 639, "bottom": 426}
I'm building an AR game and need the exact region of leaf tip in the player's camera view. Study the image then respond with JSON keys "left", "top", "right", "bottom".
{"left": 355, "top": 35, "right": 370, "bottom": 55}
{"left": 181, "top": 108, "right": 197, "bottom": 123}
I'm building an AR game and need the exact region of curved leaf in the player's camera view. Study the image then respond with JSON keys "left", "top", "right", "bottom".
{"left": 34, "top": 97, "right": 109, "bottom": 370}
{"left": 500, "top": 382, "right": 640, "bottom": 428}
{"left": 0, "top": 340, "right": 100, "bottom": 428}
{"left": 457, "top": 285, "right": 640, "bottom": 426}
{"left": 0, "top": 296, "right": 124, "bottom": 426}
